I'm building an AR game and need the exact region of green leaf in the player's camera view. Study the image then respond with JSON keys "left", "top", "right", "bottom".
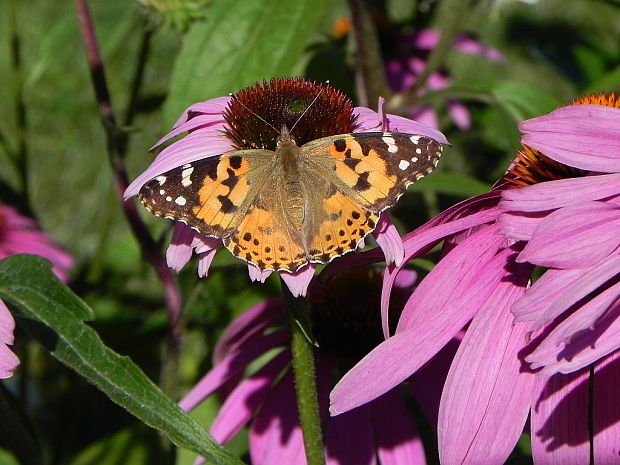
{"left": 0, "top": 385, "right": 42, "bottom": 465}
{"left": 491, "top": 81, "right": 560, "bottom": 122}
{"left": 0, "top": 255, "right": 244, "bottom": 465}
{"left": 164, "top": 0, "right": 327, "bottom": 125}
{"left": 409, "top": 172, "right": 490, "bottom": 197}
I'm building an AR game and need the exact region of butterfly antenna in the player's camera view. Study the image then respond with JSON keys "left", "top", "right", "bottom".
{"left": 229, "top": 93, "right": 280, "bottom": 135}
{"left": 289, "top": 80, "right": 329, "bottom": 134}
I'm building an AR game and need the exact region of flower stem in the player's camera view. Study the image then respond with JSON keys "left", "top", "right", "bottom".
{"left": 73, "top": 0, "right": 182, "bottom": 395}
{"left": 281, "top": 280, "right": 325, "bottom": 465}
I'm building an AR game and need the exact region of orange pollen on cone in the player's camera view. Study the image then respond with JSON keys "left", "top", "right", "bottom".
{"left": 571, "top": 91, "right": 620, "bottom": 108}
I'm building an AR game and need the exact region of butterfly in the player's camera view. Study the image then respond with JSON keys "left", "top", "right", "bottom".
{"left": 139, "top": 127, "right": 442, "bottom": 272}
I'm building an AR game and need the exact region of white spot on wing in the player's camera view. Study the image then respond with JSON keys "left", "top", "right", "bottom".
{"left": 159, "top": 189, "right": 165, "bottom": 195}
{"left": 166, "top": 196, "right": 172, "bottom": 202}
{"left": 410, "top": 135, "right": 421, "bottom": 144}
{"left": 156, "top": 176, "right": 167, "bottom": 185}
{"left": 416, "top": 148, "right": 422, "bottom": 154}
{"left": 181, "top": 166, "right": 194, "bottom": 187}
{"left": 410, "top": 156, "right": 418, "bottom": 163}
{"left": 398, "top": 159, "right": 410, "bottom": 170}
{"left": 382, "top": 135, "right": 398, "bottom": 153}
{"left": 175, "top": 196, "right": 187, "bottom": 206}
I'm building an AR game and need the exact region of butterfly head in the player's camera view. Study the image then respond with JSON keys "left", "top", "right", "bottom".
{"left": 277, "top": 125, "right": 297, "bottom": 148}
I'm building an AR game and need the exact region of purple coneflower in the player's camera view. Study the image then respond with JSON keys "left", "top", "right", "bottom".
{"left": 331, "top": 94, "right": 620, "bottom": 464}
{"left": 181, "top": 266, "right": 456, "bottom": 465}
{"left": 0, "top": 205, "right": 73, "bottom": 378}
{"left": 125, "top": 78, "right": 447, "bottom": 297}
{"left": 385, "top": 28, "right": 504, "bottom": 130}
{"left": 499, "top": 93, "right": 620, "bottom": 376}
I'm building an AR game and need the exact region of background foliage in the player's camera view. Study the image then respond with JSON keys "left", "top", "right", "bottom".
{"left": 0, "top": 0, "right": 619, "bottom": 464}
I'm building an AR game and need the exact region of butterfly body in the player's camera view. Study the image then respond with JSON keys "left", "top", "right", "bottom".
{"left": 139, "top": 130, "right": 442, "bottom": 272}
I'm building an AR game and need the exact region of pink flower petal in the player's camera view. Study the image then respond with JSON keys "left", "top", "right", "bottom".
{"left": 520, "top": 105, "right": 620, "bottom": 172}
{"left": 438, "top": 262, "right": 534, "bottom": 465}
{"left": 179, "top": 330, "right": 288, "bottom": 412}
{"left": 0, "top": 300, "right": 15, "bottom": 346}
{"left": 210, "top": 351, "right": 289, "bottom": 443}
{"left": 453, "top": 35, "right": 504, "bottom": 62}
{"left": 527, "top": 302, "right": 620, "bottom": 375}
{"left": 330, "top": 246, "right": 515, "bottom": 415}
{"left": 593, "top": 351, "right": 620, "bottom": 462}
{"left": 527, "top": 253, "right": 620, "bottom": 332}
{"left": 0, "top": 342, "right": 19, "bottom": 379}
{"left": 171, "top": 96, "right": 231, "bottom": 128}
{"left": 407, "top": 336, "right": 461, "bottom": 427}
{"left": 372, "top": 213, "right": 405, "bottom": 267}
{"left": 151, "top": 114, "right": 228, "bottom": 150}
{"left": 326, "top": 404, "right": 376, "bottom": 465}
{"left": 380, "top": 208, "right": 503, "bottom": 337}
{"left": 531, "top": 370, "right": 590, "bottom": 464}
{"left": 248, "top": 264, "right": 273, "bottom": 283}
{"left": 212, "top": 298, "right": 285, "bottom": 364}
{"left": 250, "top": 370, "right": 307, "bottom": 465}
{"left": 197, "top": 249, "right": 217, "bottom": 278}
{"left": 511, "top": 267, "right": 585, "bottom": 322}
{"left": 497, "top": 210, "right": 548, "bottom": 241}
{"left": 373, "top": 391, "right": 426, "bottom": 465}
{"left": 500, "top": 173, "right": 620, "bottom": 212}
{"left": 447, "top": 101, "right": 471, "bottom": 130}
{"left": 397, "top": 225, "right": 506, "bottom": 332}
{"left": 517, "top": 201, "right": 620, "bottom": 268}
{"left": 166, "top": 223, "right": 195, "bottom": 272}
{"left": 280, "top": 265, "right": 315, "bottom": 298}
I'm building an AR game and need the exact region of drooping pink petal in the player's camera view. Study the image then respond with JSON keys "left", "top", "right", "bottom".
{"left": 210, "top": 351, "right": 289, "bottom": 443}
{"left": 372, "top": 213, "right": 405, "bottom": 267}
{"left": 166, "top": 223, "right": 195, "bottom": 272}
{"left": 526, "top": 302, "right": 620, "bottom": 375}
{"left": 250, "top": 370, "right": 308, "bottom": 465}
{"left": 179, "top": 330, "right": 288, "bottom": 412}
{"left": 248, "top": 264, "right": 273, "bottom": 283}
{"left": 0, "top": 342, "right": 19, "bottom": 379}
{"left": 280, "top": 265, "right": 316, "bottom": 298}
{"left": 530, "top": 370, "right": 591, "bottom": 464}
{"left": 213, "top": 299, "right": 285, "bottom": 364}
{"left": 373, "top": 391, "right": 427, "bottom": 465}
{"left": 517, "top": 201, "right": 620, "bottom": 268}
{"left": 438, "top": 262, "right": 534, "bottom": 465}
{"left": 526, "top": 253, "right": 620, "bottom": 332}
{"left": 593, "top": 351, "right": 620, "bottom": 462}
{"left": 124, "top": 131, "right": 234, "bottom": 198}
{"left": 0, "top": 300, "right": 16, "bottom": 346}
{"left": 325, "top": 404, "right": 376, "bottom": 465}
{"left": 520, "top": 105, "right": 620, "bottom": 172}
{"left": 330, "top": 247, "right": 514, "bottom": 415}
{"left": 197, "top": 250, "right": 217, "bottom": 278}
{"left": 499, "top": 173, "right": 620, "bottom": 212}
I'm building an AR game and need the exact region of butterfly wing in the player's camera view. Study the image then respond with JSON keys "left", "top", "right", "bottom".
{"left": 138, "top": 150, "right": 274, "bottom": 238}
{"left": 299, "top": 132, "right": 442, "bottom": 263}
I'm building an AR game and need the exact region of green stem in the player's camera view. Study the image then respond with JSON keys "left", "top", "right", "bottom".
{"left": 281, "top": 280, "right": 325, "bottom": 465}
{"left": 7, "top": 0, "right": 30, "bottom": 209}
{"left": 347, "top": 0, "right": 391, "bottom": 106}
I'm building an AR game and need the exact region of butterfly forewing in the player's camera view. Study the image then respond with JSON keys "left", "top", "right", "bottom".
{"left": 302, "top": 132, "right": 443, "bottom": 213}
{"left": 138, "top": 150, "right": 273, "bottom": 238}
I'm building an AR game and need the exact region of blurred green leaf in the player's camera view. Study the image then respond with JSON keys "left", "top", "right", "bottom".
{"left": 409, "top": 172, "right": 490, "bottom": 197}
{"left": 585, "top": 64, "right": 620, "bottom": 94}
{"left": 164, "top": 0, "right": 327, "bottom": 125}
{"left": 0, "top": 255, "right": 244, "bottom": 465}
{"left": 491, "top": 80, "right": 560, "bottom": 121}
{"left": 67, "top": 429, "right": 147, "bottom": 465}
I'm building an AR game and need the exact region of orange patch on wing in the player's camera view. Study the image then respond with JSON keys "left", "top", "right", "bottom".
{"left": 224, "top": 205, "right": 306, "bottom": 272}
{"left": 306, "top": 190, "right": 378, "bottom": 263}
